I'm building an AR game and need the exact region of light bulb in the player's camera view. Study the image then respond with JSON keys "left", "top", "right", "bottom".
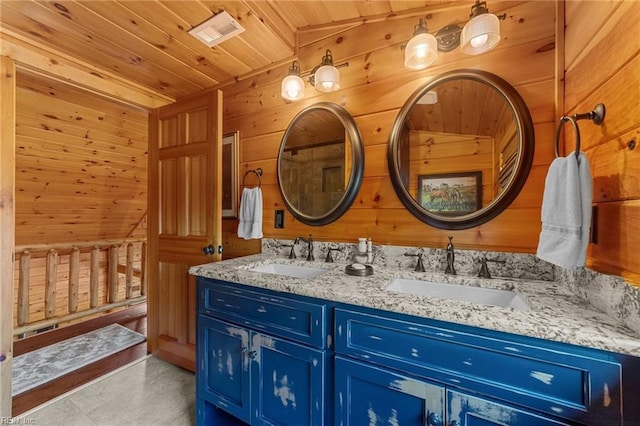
{"left": 286, "top": 87, "right": 301, "bottom": 99}
{"left": 414, "top": 43, "right": 429, "bottom": 59}
{"left": 470, "top": 33, "right": 489, "bottom": 48}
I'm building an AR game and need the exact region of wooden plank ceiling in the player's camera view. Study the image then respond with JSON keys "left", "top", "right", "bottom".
{"left": 0, "top": 0, "right": 454, "bottom": 101}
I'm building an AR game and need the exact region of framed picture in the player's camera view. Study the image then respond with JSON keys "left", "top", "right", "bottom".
{"left": 222, "top": 131, "right": 239, "bottom": 218}
{"left": 418, "top": 171, "right": 482, "bottom": 215}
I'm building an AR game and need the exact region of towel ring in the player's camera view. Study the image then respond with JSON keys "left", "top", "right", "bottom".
{"left": 554, "top": 115, "right": 581, "bottom": 159}
{"left": 554, "top": 103, "right": 606, "bottom": 159}
{"left": 242, "top": 168, "right": 262, "bottom": 188}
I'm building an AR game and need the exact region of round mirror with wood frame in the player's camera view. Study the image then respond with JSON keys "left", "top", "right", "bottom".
{"left": 388, "top": 69, "right": 534, "bottom": 230}
{"left": 278, "top": 102, "right": 364, "bottom": 226}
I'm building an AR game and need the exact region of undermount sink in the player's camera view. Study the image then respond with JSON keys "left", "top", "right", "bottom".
{"left": 387, "top": 278, "right": 529, "bottom": 310}
{"left": 248, "top": 263, "right": 329, "bottom": 279}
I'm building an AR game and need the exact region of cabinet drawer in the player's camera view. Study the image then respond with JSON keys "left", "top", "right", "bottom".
{"left": 198, "top": 279, "right": 327, "bottom": 348}
{"left": 335, "top": 308, "right": 622, "bottom": 424}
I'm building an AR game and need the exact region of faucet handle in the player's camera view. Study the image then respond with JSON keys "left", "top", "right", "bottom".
{"left": 281, "top": 243, "right": 297, "bottom": 259}
{"left": 325, "top": 247, "right": 342, "bottom": 263}
{"left": 477, "top": 257, "right": 491, "bottom": 279}
{"left": 404, "top": 252, "right": 426, "bottom": 272}
{"left": 478, "top": 257, "right": 506, "bottom": 279}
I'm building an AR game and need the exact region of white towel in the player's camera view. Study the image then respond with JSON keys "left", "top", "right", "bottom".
{"left": 536, "top": 152, "right": 592, "bottom": 269}
{"left": 237, "top": 187, "right": 263, "bottom": 239}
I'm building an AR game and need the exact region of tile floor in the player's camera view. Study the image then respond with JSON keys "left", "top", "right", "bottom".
{"left": 16, "top": 355, "right": 196, "bottom": 426}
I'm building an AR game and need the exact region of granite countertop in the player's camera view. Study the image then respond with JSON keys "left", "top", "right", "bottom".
{"left": 189, "top": 253, "right": 640, "bottom": 357}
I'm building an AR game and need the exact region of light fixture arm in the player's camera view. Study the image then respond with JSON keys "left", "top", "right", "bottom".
{"left": 413, "top": 18, "right": 429, "bottom": 36}
{"left": 469, "top": 0, "right": 507, "bottom": 20}
{"left": 470, "top": 0, "right": 490, "bottom": 17}
{"left": 287, "top": 60, "right": 301, "bottom": 76}
{"left": 320, "top": 49, "right": 334, "bottom": 66}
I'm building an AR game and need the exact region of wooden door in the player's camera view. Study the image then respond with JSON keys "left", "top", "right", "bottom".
{"left": 148, "top": 91, "right": 223, "bottom": 371}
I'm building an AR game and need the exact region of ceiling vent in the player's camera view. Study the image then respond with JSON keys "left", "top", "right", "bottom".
{"left": 188, "top": 11, "right": 245, "bottom": 47}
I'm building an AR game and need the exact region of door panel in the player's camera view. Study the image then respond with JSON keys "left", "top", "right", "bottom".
{"left": 447, "top": 390, "right": 571, "bottom": 426}
{"left": 252, "top": 333, "right": 327, "bottom": 426}
{"left": 197, "top": 315, "right": 250, "bottom": 422}
{"left": 148, "top": 91, "right": 223, "bottom": 371}
{"left": 335, "top": 356, "right": 445, "bottom": 426}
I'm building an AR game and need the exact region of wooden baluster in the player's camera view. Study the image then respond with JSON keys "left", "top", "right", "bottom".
{"left": 18, "top": 250, "right": 30, "bottom": 326}
{"left": 126, "top": 243, "right": 134, "bottom": 299}
{"left": 108, "top": 245, "right": 119, "bottom": 303}
{"left": 45, "top": 249, "right": 58, "bottom": 319}
{"left": 68, "top": 246, "right": 80, "bottom": 313}
{"left": 90, "top": 245, "right": 99, "bottom": 308}
{"left": 141, "top": 242, "right": 147, "bottom": 296}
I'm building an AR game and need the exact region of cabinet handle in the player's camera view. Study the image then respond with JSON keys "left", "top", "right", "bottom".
{"left": 427, "top": 412, "right": 442, "bottom": 426}
{"left": 202, "top": 245, "right": 216, "bottom": 255}
{"left": 241, "top": 347, "right": 248, "bottom": 354}
{"left": 248, "top": 350, "right": 257, "bottom": 359}
{"left": 448, "top": 421, "right": 461, "bottom": 426}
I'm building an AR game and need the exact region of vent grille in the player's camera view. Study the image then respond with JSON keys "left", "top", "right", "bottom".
{"left": 188, "top": 11, "right": 245, "bottom": 47}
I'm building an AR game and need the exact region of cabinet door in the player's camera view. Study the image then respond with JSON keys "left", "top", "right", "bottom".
{"left": 447, "top": 390, "right": 571, "bottom": 426}
{"left": 197, "top": 315, "right": 250, "bottom": 422}
{"left": 335, "top": 356, "right": 445, "bottom": 426}
{"left": 252, "top": 333, "right": 327, "bottom": 426}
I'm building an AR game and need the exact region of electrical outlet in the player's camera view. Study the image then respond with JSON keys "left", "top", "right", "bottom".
{"left": 275, "top": 210, "right": 284, "bottom": 228}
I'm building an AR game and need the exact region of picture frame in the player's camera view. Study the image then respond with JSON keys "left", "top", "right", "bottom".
{"left": 222, "top": 131, "right": 239, "bottom": 218}
{"left": 418, "top": 171, "right": 482, "bottom": 215}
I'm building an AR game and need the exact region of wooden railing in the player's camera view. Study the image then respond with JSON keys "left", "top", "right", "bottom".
{"left": 13, "top": 238, "right": 146, "bottom": 337}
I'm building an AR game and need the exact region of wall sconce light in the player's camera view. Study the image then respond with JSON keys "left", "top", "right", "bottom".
{"left": 460, "top": 0, "right": 502, "bottom": 54}
{"left": 404, "top": 19, "right": 438, "bottom": 71}
{"left": 404, "top": 0, "right": 506, "bottom": 71}
{"left": 280, "top": 61, "right": 305, "bottom": 101}
{"left": 280, "top": 49, "right": 349, "bottom": 101}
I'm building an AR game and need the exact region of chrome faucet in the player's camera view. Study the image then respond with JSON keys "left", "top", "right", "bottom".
{"left": 295, "top": 234, "right": 314, "bottom": 261}
{"left": 445, "top": 236, "right": 456, "bottom": 275}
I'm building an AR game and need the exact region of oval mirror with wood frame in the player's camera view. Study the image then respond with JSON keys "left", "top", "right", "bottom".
{"left": 278, "top": 102, "right": 364, "bottom": 226}
{"left": 388, "top": 69, "right": 535, "bottom": 230}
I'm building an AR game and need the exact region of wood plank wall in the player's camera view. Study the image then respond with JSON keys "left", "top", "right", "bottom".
{"left": 14, "top": 71, "right": 149, "bottom": 245}
{"left": 563, "top": 0, "right": 640, "bottom": 283}
{"left": 11, "top": 70, "right": 150, "bottom": 333}
{"left": 222, "top": 1, "right": 557, "bottom": 255}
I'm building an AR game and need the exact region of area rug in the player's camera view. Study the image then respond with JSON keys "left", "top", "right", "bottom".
{"left": 12, "top": 323, "right": 146, "bottom": 396}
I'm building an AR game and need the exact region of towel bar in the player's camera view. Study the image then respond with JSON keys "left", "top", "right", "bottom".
{"left": 554, "top": 103, "right": 605, "bottom": 158}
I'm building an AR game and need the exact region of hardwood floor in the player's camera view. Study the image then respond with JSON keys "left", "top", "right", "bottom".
{"left": 12, "top": 303, "right": 148, "bottom": 417}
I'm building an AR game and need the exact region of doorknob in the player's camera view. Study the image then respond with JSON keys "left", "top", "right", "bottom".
{"left": 202, "top": 245, "right": 224, "bottom": 255}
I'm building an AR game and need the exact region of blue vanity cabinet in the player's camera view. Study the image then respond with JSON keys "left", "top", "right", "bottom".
{"left": 335, "top": 307, "right": 628, "bottom": 425}
{"left": 335, "top": 355, "right": 571, "bottom": 426}
{"left": 196, "top": 278, "right": 329, "bottom": 426}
